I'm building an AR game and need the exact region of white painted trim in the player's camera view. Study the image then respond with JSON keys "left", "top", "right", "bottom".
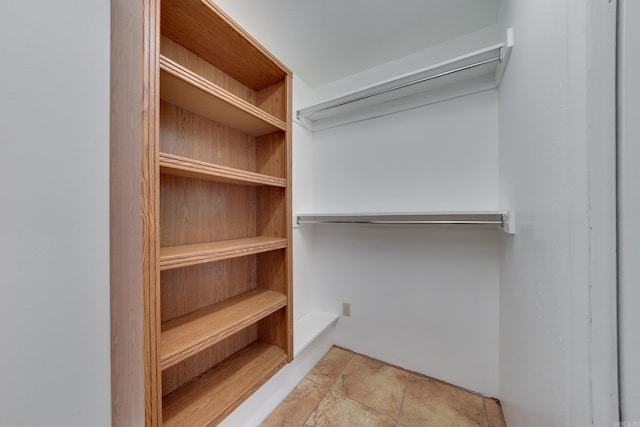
{"left": 294, "top": 310, "right": 339, "bottom": 356}
{"left": 587, "top": 0, "right": 619, "bottom": 425}
{"left": 617, "top": 0, "right": 640, "bottom": 422}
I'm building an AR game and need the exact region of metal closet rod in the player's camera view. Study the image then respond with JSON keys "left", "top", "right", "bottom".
{"left": 299, "top": 50, "right": 503, "bottom": 117}
{"left": 297, "top": 220, "right": 503, "bottom": 225}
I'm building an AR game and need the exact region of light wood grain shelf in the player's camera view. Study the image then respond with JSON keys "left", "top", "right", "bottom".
{"left": 162, "top": 341, "right": 288, "bottom": 427}
{"left": 159, "top": 152, "right": 286, "bottom": 187}
{"left": 159, "top": 236, "right": 288, "bottom": 271}
{"left": 160, "top": 55, "right": 286, "bottom": 137}
{"left": 161, "top": 0, "right": 290, "bottom": 91}
{"left": 161, "top": 289, "right": 287, "bottom": 370}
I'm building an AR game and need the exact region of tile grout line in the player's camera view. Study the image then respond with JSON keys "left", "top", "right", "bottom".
{"left": 483, "top": 397, "right": 490, "bottom": 427}
{"left": 299, "top": 382, "right": 331, "bottom": 427}
{"left": 300, "top": 347, "right": 355, "bottom": 426}
{"left": 332, "top": 350, "right": 410, "bottom": 425}
{"left": 394, "top": 372, "right": 412, "bottom": 427}
{"left": 325, "top": 349, "right": 399, "bottom": 424}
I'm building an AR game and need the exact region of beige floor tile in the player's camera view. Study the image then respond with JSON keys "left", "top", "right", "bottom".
{"left": 304, "top": 390, "right": 396, "bottom": 427}
{"left": 398, "top": 374, "right": 487, "bottom": 427}
{"left": 484, "top": 398, "right": 505, "bottom": 427}
{"left": 332, "top": 353, "right": 409, "bottom": 419}
{"left": 261, "top": 378, "right": 328, "bottom": 427}
{"left": 306, "top": 346, "right": 354, "bottom": 387}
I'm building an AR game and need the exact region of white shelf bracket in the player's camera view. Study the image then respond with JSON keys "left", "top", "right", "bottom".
{"left": 495, "top": 27, "right": 514, "bottom": 87}
{"left": 501, "top": 211, "right": 516, "bottom": 235}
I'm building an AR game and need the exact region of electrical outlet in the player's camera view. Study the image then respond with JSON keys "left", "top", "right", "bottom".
{"left": 342, "top": 302, "right": 351, "bottom": 317}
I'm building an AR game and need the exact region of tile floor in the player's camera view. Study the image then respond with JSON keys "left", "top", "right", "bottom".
{"left": 261, "top": 346, "right": 505, "bottom": 427}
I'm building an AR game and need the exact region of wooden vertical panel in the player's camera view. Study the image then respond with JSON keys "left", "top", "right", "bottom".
{"left": 257, "top": 250, "right": 286, "bottom": 294}
{"left": 284, "top": 74, "right": 294, "bottom": 361}
{"left": 160, "top": 35, "right": 257, "bottom": 105}
{"left": 111, "top": 0, "right": 161, "bottom": 423}
{"left": 143, "top": 0, "right": 162, "bottom": 424}
{"left": 161, "top": 256, "right": 257, "bottom": 321}
{"left": 256, "top": 187, "right": 286, "bottom": 238}
{"left": 160, "top": 176, "right": 257, "bottom": 246}
{"left": 258, "top": 309, "right": 288, "bottom": 351}
{"left": 255, "top": 131, "right": 286, "bottom": 179}
{"left": 110, "top": 0, "right": 146, "bottom": 425}
{"left": 160, "top": 175, "right": 225, "bottom": 246}
{"left": 159, "top": 102, "right": 257, "bottom": 172}
{"left": 257, "top": 80, "right": 286, "bottom": 121}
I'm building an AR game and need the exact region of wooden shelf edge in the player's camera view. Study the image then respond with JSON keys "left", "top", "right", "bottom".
{"left": 162, "top": 342, "right": 288, "bottom": 427}
{"left": 159, "top": 236, "right": 288, "bottom": 271}
{"left": 160, "top": 289, "right": 287, "bottom": 370}
{"left": 160, "top": 56, "right": 287, "bottom": 136}
{"left": 161, "top": 0, "right": 291, "bottom": 91}
{"left": 159, "top": 152, "right": 286, "bottom": 187}
{"left": 194, "top": 0, "right": 292, "bottom": 77}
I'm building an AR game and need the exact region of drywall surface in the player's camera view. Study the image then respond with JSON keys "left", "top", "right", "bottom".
{"left": 497, "top": 0, "right": 585, "bottom": 424}
{"left": 292, "top": 76, "right": 317, "bottom": 320}
{"left": 312, "top": 90, "right": 499, "bottom": 213}
{"left": 0, "top": 1, "right": 111, "bottom": 426}
{"left": 586, "top": 1, "right": 618, "bottom": 425}
{"left": 308, "top": 91, "right": 501, "bottom": 396}
{"left": 497, "top": 0, "right": 617, "bottom": 425}
{"left": 311, "top": 226, "right": 500, "bottom": 396}
{"left": 618, "top": 0, "right": 640, "bottom": 421}
{"left": 310, "top": 24, "right": 499, "bottom": 104}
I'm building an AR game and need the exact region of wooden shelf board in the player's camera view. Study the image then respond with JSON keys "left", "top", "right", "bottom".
{"left": 161, "top": 0, "right": 290, "bottom": 91}
{"left": 162, "top": 341, "right": 287, "bottom": 427}
{"left": 160, "top": 56, "right": 286, "bottom": 137}
{"left": 159, "top": 236, "right": 287, "bottom": 271}
{"left": 159, "top": 152, "right": 286, "bottom": 187}
{"left": 161, "top": 289, "right": 287, "bottom": 370}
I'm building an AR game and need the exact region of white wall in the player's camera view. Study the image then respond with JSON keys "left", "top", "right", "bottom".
{"left": 311, "top": 25, "right": 498, "bottom": 104}
{"left": 308, "top": 90, "right": 501, "bottom": 396}
{"left": 310, "top": 226, "right": 500, "bottom": 395}
{"left": 497, "top": 0, "right": 617, "bottom": 425}
{"left": 312, "top": 91, "right": 499, "bottom": 213}
{"left": 0, "top": 1, "right": 111, "bottom": 426}
{"left": 618, "top": 0, "right": 640, "bottom": 421}
{"left": 292, "top": 77, "right": 319, "bottom": 321}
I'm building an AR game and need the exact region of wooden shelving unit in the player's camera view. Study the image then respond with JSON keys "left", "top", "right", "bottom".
{"left": 136, "top": 0, "right": 294, "bottom": 425}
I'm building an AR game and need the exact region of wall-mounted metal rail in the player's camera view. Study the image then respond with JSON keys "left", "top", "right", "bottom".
{"left": 296, "top": 212, "right": 515, "bottom": 234}
{"left": 296, "top": 28, "right": 513, "bottom": 131}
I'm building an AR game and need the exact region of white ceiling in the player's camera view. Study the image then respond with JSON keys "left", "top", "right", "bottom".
{"left": 214, "top": 0, "right": 502, "bottom": 88}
